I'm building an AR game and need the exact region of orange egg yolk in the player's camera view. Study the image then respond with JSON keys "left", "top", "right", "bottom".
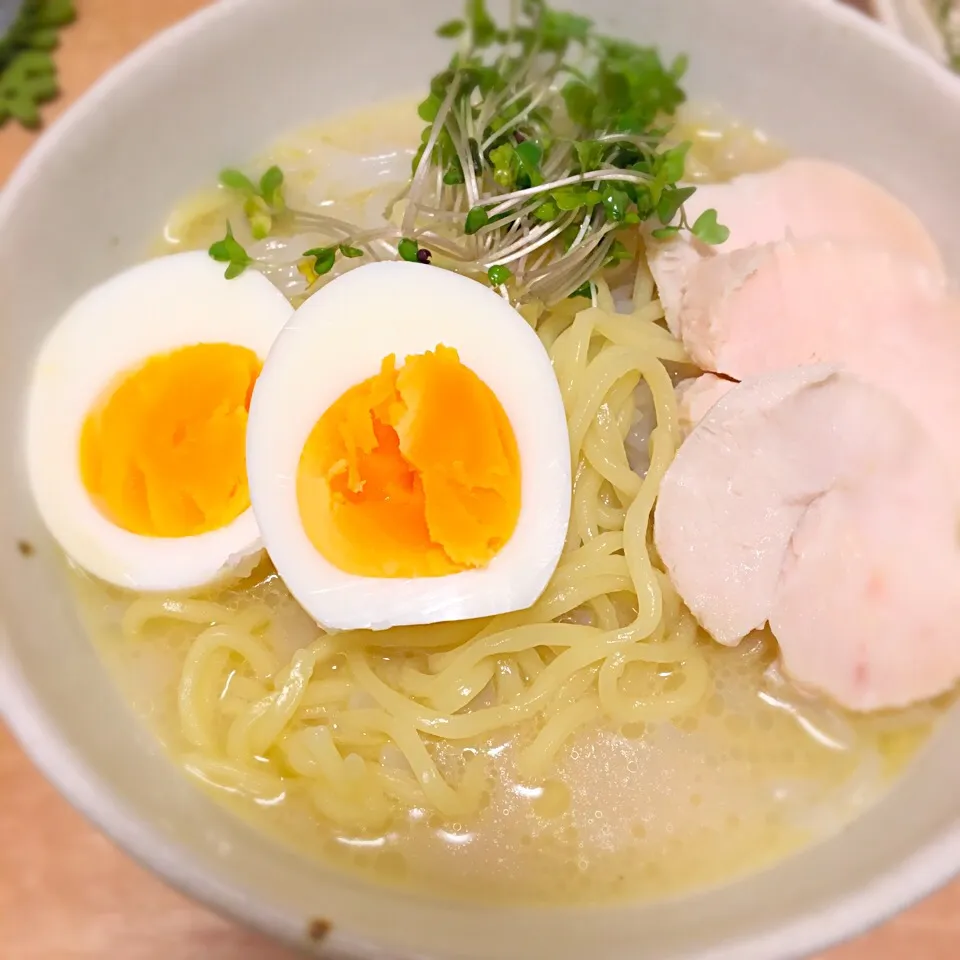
{"left": 296, "top": 344, "right": 521, "bottom": 578}
{"left": 79, "top": 343, "right": 261, "bottom": 538}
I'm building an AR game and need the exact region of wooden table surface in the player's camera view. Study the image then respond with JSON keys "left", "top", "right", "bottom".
{"left": 1, "top": 1, "right": 958, "bottom": 958}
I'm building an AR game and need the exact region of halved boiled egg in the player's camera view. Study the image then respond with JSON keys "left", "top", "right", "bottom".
{"left": 246, "top": 260, "right": 571, "bottom": 630}
{"left": 26, "top": 251, "right": 293, "bottom": 591}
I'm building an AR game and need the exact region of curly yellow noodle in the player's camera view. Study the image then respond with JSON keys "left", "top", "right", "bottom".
{"left": 182, "top": 754, "right": 287, "bottom": 802}
{"left": 124, "top": 259, "right": 714, "bottom": 830}
{"left": 178, "top": 625, "right": 279, "bottom": 750}
{"left": 226, "top": 646, "right": 318, "bottom": 761}
{"left": 551, "top": 666, "right": 601, "bottom": 709}
{"left": 424, "top": 623, "right": 598, "bottom": 680}
{"left": 583, "top": 413, "right": 642, "bottom": 498}
{"left": 589, "top": 595, "right": 620, "bottom": 631}
{"left": 226, "top": 675, "right": 270, "bottom": 702}
{"left": 122, "top": 597, "right": 270, "bottom": 639}
{"left": 495, "top": 659, "right": 526, "bottom": 704}
{"left": 632, "top": 258, "right": 655, "bottom": 306}
{"left": 378, "top": 768, "right": 430, "bottom": 807}
{"left": 536, "top": 305, "right": 579, "bottom": 351}
{"left": 301, "top": 678, "right": 355, "bottom": 708}
{"left": 568, "top": 347, "right": 658, "bottom": 458}
{"left": 400, "top": 660, "right": 497, "bottom": 714}
{"left": 520, "top": 697, "right": 603, "bottom": 778}
{"left": 572, "top": 465, "right": 605, "bottom": 543}
{"left": 595, "top": 499, "right": 626, "bottom": 531}
{"left": 335, "top": 617, "right": 484, "bottom": 651}
{"left": 595, "top": 278, "right": 617, "bottom": 314}
{"left": 516, "top": 647, "right": 546, "bottom": 681}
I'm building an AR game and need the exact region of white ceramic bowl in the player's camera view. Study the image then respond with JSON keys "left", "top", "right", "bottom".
{"left": 2, "top": 1, "right": 960, "bottom": 958}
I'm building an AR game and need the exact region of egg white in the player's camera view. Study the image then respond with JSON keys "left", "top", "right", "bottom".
{"left": 246, "top": 260, "right": 572, "bottom": 631}
{"left": 26, "top": 251, "right": 294, "bottom": 592}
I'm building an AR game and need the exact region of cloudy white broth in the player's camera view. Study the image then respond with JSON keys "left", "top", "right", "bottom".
{"left": 32, "top": 1, "right": 959, "bottom": 905}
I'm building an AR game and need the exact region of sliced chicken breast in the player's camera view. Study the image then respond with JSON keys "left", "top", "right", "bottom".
{"left": 654, "top": 365, "right": 960, "bottom": 710}
{"left": 676, "top": 374, "right": 736, "bottom": 437}
{"left": 647, "top": 158, "right": 945, "bottom": 335}
{"left": 679, "top": 239, "right": 960, "bottom": 485}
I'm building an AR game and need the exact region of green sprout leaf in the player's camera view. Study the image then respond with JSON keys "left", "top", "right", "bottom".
{"left": 562, "top": 81, "right": 596, "bottom": 127}
{"left": 539, "top": 9, "right": 593, "bottom": 51}
{"left": 208, "top": 241, "right": 231, "bottom": 263}
{"left": 437, "top": 19, "right": 466, "bottom": 38}
{"left": 534, "top": 199, "right": 559, "bottom": 221}
{"left": 604, "top": 239, "right": 631, "bottom": 267}
{"left": 514, "top": 139, "right": 544, "bottom": 187}
{"left": 464, "top": 207, "right": 489, "bottom": 235}
{"left": 248, "top": 213, "right": 271, "bottom": 240}
{"left": 553, "top": 185, "right": 601, "bottom": 212}
{"left": 489, "top": 142, "right": 517, "bottom": 189}
{"left": 600, "top": 185, "right": 629, "bottom": 222}
{"left": 219, "top": 164, "right": 285, "bottom": 239}
{"left": 669, "top": 52, "right": 689, "bottom": 80}
{"left": 244, "top": 195, "right": 272, "bottom": 240}
{"left": 339, "top": 243, "right": 364, "bottom": 258}
{"left": 593, "top": 37, "right": 687, "bottom": 134}
{"left": 466, "top": 0, "right": 497, "bottom": 47}
{"left": 398, "top": 238, "right": 421, "bottom": 262}
{"left": 208, "top": 222, "right": 248, "bottom": 263}
{"left": 443, "top": 162, "right": 466, "bottom": 185}
{"left": 691, "top": 208, "right": 730, "bottom": 245}
{"left": 656, "top": 185, "right": 696, "bottom": 226}
{"left": 487, "top": 265, "right": 513, "bottom": 286}
{"left": 418, "top": 93, "right": 443, "bottom": 122}
{"left": 569, "top": 280, "right": 593, "bottom": 300}
{"left": 651, "top": 225, "right": 681, "bottom": 240}
{"left": 659, "top": 142, "right": 690, "bottom": 184}
{"left": 573, "top": 139, "right": 605, "bottom": 173}
{"left": 259, "top": 165, "right": 285, "bottom": 208}
{"left": 516, "top": 140, "right": 543, "bottom": 169}
{"left": 208, "top": 223, "right": 252, "bottom": 278}
{"left": 598, "top": 65, "right": 630, "bottom": 113}
{"left": 303, "top": 246, "right": 337, "bottom": 277}
{"left": 219, "top": 168, "right": 256, "bottom": 194}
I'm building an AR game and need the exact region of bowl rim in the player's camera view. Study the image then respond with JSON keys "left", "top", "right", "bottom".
{"left": 3, "top": 1, "right": 960, "bottom": 958}
{"left": 871, "top": 0, "right": 951, "bottom": 63}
